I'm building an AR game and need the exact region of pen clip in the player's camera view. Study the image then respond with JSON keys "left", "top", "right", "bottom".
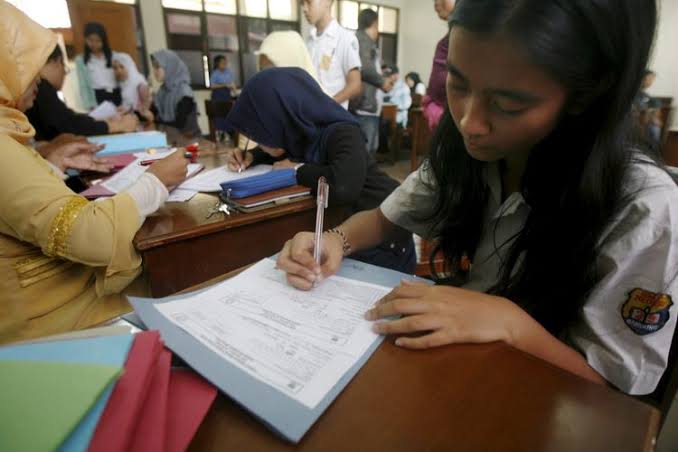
{"left": 317, "top": 177, "right": 329, "bottom": 208}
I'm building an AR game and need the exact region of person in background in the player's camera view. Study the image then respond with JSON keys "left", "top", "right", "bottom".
{"left": 385, "top": 65, "right": 412, "bottom": 127}
{"left": 75, "top": 22, "right": 120, "bottom": 110}
{"left": 303, "top": 0, "right": 362, "bottom": 109}
{"left": 256, "top": 31, "right": 320, "bottom": 84}
{"left": 352, "top": 8, "right": 393, "bottom": 155}
{"left": 633, "top": 69, "right": 662, "bottom": 145}
{"left": 210, "top": 55, "right": 236, "bottom": 102}
{"left": 150, "top": 50, "right": 201, "bottom": 138}
{"left": 26, "top": 45, "right": 138, "bottom": 141}
{"left": 423, "top": 0, "right": 456, "bottom": 131}
{"left": 277, "top": 0, "right": 678, "bottom": 396}
{"left": 224, "top": 68, "right": 415, "bottom": 273}
{"left": 112, "top": 53, "right": 153, "bottom": 122}
{"left": 405, "top": 72, "right": 426, "bottom": 100}
{"left": 0, "top": 2, "right": 189, "bottom": 343}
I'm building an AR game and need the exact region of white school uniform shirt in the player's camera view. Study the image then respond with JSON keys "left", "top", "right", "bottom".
{"left": 307, "top": 19, "right": 362, "bottom": 109}
{"left": 87, "top": 53, "right": 117, "bottom": 91}
{"left": 380, "top": 159, "right": 678, "bottom": 395}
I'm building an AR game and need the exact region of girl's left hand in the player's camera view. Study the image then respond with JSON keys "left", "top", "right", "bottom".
{"left": 365, "top": 280, "right": 527, "bottom": 349}
{"left": 272, "top": 159, "right": 297, "bottom": 170}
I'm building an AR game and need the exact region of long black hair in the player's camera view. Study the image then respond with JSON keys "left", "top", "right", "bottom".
{"left": 405, "top": 72, "right": 423, "bottom": 95}
{"left": 83, "top": 22, "right": 112, "bottom": 67}
{"left": 422, "top": 0, "right": 661, "bottom": 335}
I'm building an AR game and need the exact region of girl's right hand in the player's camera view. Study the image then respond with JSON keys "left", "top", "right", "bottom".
{"left": 276, "top": 231, "right": 345, "bottom": 290}
{"left": 147, "top": 151, "right": 189, "bottom": 188}
{"left": 226, "top": 148, "right": 253, "bottom": 172}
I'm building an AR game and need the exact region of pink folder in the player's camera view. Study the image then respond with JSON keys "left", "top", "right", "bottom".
{"left": 165, "top": 369, "right": 218, "bottom": 452}
{"left": 129, "top": 348, "right": 172, "bottom": 452}
{"left": 88, "top": 331, "right": 163, "bottom": 452}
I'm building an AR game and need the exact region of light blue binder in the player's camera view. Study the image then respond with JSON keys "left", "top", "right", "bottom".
{"left": 130, "top": 258, "right": 428, "bottom": 443}
{"left": 0, "top": 334, "right": 134, "bottom": 452}
{"left": 90, "top": 131, "right": 168, "bottom": 156}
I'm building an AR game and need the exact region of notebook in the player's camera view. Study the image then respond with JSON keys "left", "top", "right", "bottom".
{"left": 221, "top": 185, "right": 311, "bottom": 212}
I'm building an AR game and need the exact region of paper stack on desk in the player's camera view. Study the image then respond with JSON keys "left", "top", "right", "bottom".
{"left": 80, "top": 149, "right": 203, "bottom": 201}
{"left": 0, "top": 330, "right": 217, "bottom": 452}
{"left": 130, "top": 258, "right": 426, "bottom": 443}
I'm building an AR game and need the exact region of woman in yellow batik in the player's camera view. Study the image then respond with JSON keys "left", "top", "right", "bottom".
{"left": 0, "top": 2, "right": 189, "bottom": 343}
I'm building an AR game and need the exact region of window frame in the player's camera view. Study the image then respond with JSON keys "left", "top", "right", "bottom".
{"left": 162, "top": 0, "right": 301, "bottom": 89}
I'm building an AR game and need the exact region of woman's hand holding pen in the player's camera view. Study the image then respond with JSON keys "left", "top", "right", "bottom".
{"left": 365, "top": 282, "right": 529, "bottom": 350}
{"left": 226, "top": 148, "right": 253, "bottom": 172}
{"left": 147, "top": 150, "right": 189, "bottom": 188}
{"left": 277, "top": 231, "right": 344, "bottom": 290}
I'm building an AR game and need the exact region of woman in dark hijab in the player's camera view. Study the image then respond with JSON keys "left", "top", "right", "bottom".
{"left": 225, "top": 67, "right": 415, "bottom": 274}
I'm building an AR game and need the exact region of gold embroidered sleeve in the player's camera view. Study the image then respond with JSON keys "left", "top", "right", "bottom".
{"left": 45, "top": 196, "right": 89, "bottom": 257}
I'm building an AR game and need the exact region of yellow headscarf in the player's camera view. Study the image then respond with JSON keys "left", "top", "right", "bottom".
{"left": 255, "top": 31, "right": 323, "bottom": 88}
{"left": 0, "top": 1, "right": 57, "bottom": 144}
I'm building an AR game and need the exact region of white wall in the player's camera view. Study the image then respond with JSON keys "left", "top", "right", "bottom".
{"left": 648, "top": 0, "right": 678, "bottom": 130}
{"left": 399, "top": 2, "right": 448, "bottom": 85}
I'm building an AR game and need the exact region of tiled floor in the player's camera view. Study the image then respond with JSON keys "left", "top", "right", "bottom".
{"left": 380, "top": 157, "right": 678, "bottom": 451}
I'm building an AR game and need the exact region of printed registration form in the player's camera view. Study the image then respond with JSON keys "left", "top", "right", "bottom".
{"left": 155, "top": 259, "right": 389, "bottom": 409}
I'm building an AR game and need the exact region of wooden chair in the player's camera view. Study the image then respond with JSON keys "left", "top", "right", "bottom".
{"left": 414, "top": 238, "right": 446, "bottom": 277}
{"left": 409, "top": 108, "right": 432, "bottom": 172}
{"left": 204, "top": 99, "right": 234, "bottom": 142}
{"left": 380, "top": 104, "right": 398, "bottom": 164}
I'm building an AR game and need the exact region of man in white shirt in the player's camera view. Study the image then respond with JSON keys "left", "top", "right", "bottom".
{"left": 303, "top": 0, "right": 362, "bottom": 109}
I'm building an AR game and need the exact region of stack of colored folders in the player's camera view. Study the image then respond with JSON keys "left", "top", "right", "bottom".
{"left": 0, "top": 330, "right": 218, "bottom": 452}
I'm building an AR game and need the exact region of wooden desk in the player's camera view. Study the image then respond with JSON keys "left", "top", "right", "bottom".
{"left": 189, "top": 338, "right": 659, "bottom": 451}
{"left": 133, "top": 145, "right": 344, "bottom": 297}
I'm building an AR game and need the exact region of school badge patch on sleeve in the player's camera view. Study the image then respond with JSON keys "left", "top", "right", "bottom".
{"left": 621, "top": 288, "right": 674, "bottom": 335}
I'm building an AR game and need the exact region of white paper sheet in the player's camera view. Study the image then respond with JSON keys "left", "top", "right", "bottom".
{"left": 156, "top": 259, "right": 390, "bottom": 409}
{"left": 167, "top": 188, "right": 198, "bottom": 202}
{"left": 177, "top": 164, "right": 272, "bottom": 192}
{"left": 88, "top": 101, "right": 118, "bottom": 121}
{"left": 101, "top": 154, "right": 203, "bottom": 194}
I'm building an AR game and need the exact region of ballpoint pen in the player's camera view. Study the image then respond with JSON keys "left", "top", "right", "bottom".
{"left": 140, "top": 151, "right": 193, "bottom": 166}
{"left": 313, "top": 177, "right": 329, "bottom": 269}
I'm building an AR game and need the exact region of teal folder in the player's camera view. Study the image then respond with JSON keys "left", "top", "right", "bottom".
{"left": 90, "top": 131, "right": 168, "bottom": 156}
{"left": 0, "top": 334, "right": 135, "bottom": 451}
{"left": 130, "top": 258, "right": 429, "bottom": 443}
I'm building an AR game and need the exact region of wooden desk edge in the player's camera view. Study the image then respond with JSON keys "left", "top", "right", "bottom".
{"left": 134, "top": 198, "right": 315, "bottom": 251}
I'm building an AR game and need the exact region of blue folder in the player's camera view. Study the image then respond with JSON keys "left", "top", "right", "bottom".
{"left": 130, "top": 258, "right": 427, "bottom": 443}
{"left": 0, "top": 334, "right": 134, "bottom": 451}
{"left": 90, "top": 131, "right": 168, "bottom": 156}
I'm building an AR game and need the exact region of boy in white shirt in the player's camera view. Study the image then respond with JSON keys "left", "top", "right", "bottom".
{"left": 303, "top": 0, "right": 362, "bottom": 109}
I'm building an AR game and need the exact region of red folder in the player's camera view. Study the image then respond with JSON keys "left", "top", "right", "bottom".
{"left": 89, "top": 331, "right": 163, "bottom": 452}
{"left": 166, "top": 369, "right": 218, "bottom": 452}
{"left": 129, "top": 348, "right": 172, "bottom": 452}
